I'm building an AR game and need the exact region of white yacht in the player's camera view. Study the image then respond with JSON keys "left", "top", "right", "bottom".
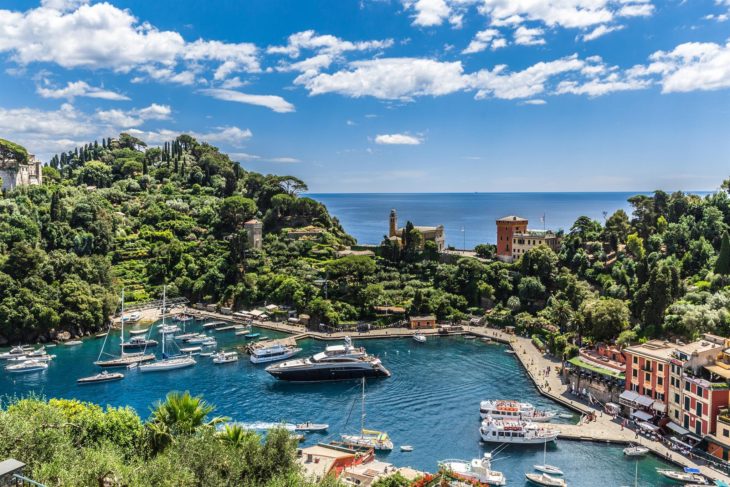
{"left": 159, "top": 324, "right": 180, "bottom": 335}
{"left": 439, "top": 453, "right": 507, "bottom": 486}
{"left": 656, "top": 468, "right": 707, "bottom": 484}
{"left": 265, "top": 337, "right": 390, "bottom": 382}
{"left": 623, "top": 445, "right": 649, "bottom": 457}
{"left": 121, "top": 336, "right": 158, "bottom": 351}
{"left": 0, "top": 345, "right": 32, "bottom": 360}
{"left": 480, "top": 418, "right": 560, "bottom": 444}
{"left": 7, "top": 354, "right": 54, "bottom": 363}
{"left": 480, "top": 400, "right": 557, "bottom": 422}
{"left": 250, "top": 344, "right": 302, "bottom": 364}
{"left": 413, "top": 333, "right": 427, "bottom": 343}
{"left": 77, "top": 371, "right": 124, "bottom": 384}
{"left": 5, "top": 359, "right": 49, "bottom": 373}
{"left": 213, "top": 351, "right": 239, "bottom": 364}
{"left": 122, "top": 312, "right": 141, "bottom": 323}
{"left": 525, "top": 472, "right": 567, "bottom": 486}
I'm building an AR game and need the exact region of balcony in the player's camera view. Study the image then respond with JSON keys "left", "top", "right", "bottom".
{"left": 719, "top": 409, "right": 730, "bottom": 426}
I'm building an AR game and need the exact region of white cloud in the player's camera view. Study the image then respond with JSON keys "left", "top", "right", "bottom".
{"left": 462, "top": 28, "right": 504, "bottom": 54}
{"left": 644, "top": 40, "right": 730, "bottom": 93}
{"left": 267, "top": 30, "right": 392, "bottom": 58}
{"left": 618, "top": 3, "right": 654, "bottom": 17}
{"left": 36, "top": 80, "right": 130, "bottom": 101}
{"left": 514, "top": 26, "right": 545, "bottom": 45}
{"left": 198, "top": 88, "right": 295, "bottom": 113}
{"left": 403, "top": 0, "right": 453, "bottom": 27}
{"left": 375, "top": 133, "right": 423, "bottom": 145}
{"left": 267, "top": 157, "right": 301, "bottom": 163}
{"left": 136, "top": 103, "right": 172, "bottom": 120}
{"left": 479, "top": 0, "right": 632, "bottom": 28}
{"left": 555, "top": 76, "right": 648, "bottom": 96}
{"left": 0, "top": 2, "right": 259, "bottom": 84}
{"left": 522, "top": 99, "right": 547, "bottom": 105}
{"left": 198, "top": 126, "right": 253, "bottom": 145}
{"left": 704, "top": 13, "right": 729, "bottom": 22}
{"left": 298, "top": 57, "right": 469, "bottom": 100}
{"left": 95, "top": 103, "right": 172, "bottom": 128}
{"left": 127, "top": 126, "right": 253, "bottom": 147}
{"left": 581, "top": 24, "right": 624, "bottom": 41}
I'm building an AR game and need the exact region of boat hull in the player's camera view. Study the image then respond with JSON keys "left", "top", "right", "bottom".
{"left": 95, "top": 354, "right": 155, "bottom": 368}
{"left": 138, "top": 358, "right": 196, "bottom": 372}
{"left": 267, "top": 365, "right": 390, "bottom": 382}
{"left": 77, "top": 373, "right": 124, "bottom": 384}
{"left": 250, "top": 349, "right": 300, "bottom": 364}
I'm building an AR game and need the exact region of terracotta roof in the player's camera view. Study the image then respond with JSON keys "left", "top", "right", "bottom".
{"left": 244, "top": 219, "right": 261, "bottom": 224}
{"left": 497, "top": 215, "right": 528, "bottom": 222}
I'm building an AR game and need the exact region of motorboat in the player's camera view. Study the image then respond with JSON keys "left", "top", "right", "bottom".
{"left": 439, "top": 453, "right": 507, "bottom": 486}
{"left": 122, "top": 312, "right": 141, "bottom": 323}
{"left": 179, "top": 346, "right": 202, "bottom": 355}
{"left": 7, "top": 354, "right": 54, "bottom": 363}
{"left": 623, "top": 445, "right": 649, "bottom": 457}
{"left": 481, "top": 337, "right": 492, "bottom": 343}
{"left": 558, "top": 413, "right": 573, "bottom": 419}
{"left": 0, "top": 345, "right": 32, "bottom": 359}
{"left": 172, "top": 314, "right": 194, "bottom": 323}
{"left": 183, "top": 334, "right": 212, "bottom": 344}
{"left": 121, "top": 336, "right": 158, "bottom": 350}
{"left": 464, "top": 335, "right": 477, "bottom": 340}
{"left": 525, "top": 472, "right": 567, "bottom": 486}
{"left": 265, "top": 337, "right": 390, "bottom": 382}
{"left": 203, "top": 321, "right": 226, "bottom": 329}
{"left": 212, "top": 351, "right": 238, "bottom": 364}
{"left": 174, "top": 333, "right": 199, "bottom": 341}
{"left": 656, "top": 468, "right": 707, "bottom": 484}
{"left": 64, "top": 340, "right": 83, "bottom": 346}
{"left": 242, "top": 332, "right": 260, "bottom": 339}
{"left": 250, "top": 344, "right": 302, "bottom": 364}
{"left": 413, "top": 333, "right": 427, "bottom": 343}
{"left": 480, "top": 418, "right": 560, "bottom": 444}
{"left": 341, "top": 378, "right": 393, "bottom": 450}
{"left": 480, "top": 400, "right": 557, "bottom": 422}
{"left": 158, "top": 324, "right": 180, "bottom": 335}
{"left": 5, "top": 359, "right": 48, "bottom": 373}
{"left": 95, "top": 332, "right": 108, "bottom": 339}
{"left": 400, "top": 445, "right": 414, "bottom": 452}
{"left": 294, "top": 422, "right": 329, "bottom": 432}
{"left": 128, "top": 328, "right": 149, "bottom": 336}
{"left": 200, "top": 351, "right": 215, "bottom": 357}
{"left": 77, "top": 371, "right": 124, "bottom": 384}
{"left": 505, "top": 349, "right": 516, "bottom": 354}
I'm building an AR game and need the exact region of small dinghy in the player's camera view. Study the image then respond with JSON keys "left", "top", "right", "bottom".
{"left": 64, "top": 340, "right": 83, "bottom": 346}
{"left": 464, "top": 335, "right": 476, "bottom": 340}
{"left": 505, "top": 349, "right": 516, "bottom": 354}
{"left": 623, "top": 445, "right": 649, "bottom": 457}
{"left": 558, "top": 413, "right": 574, "bottom": 419}
{"left": 413, "top": 333, "right": 427, "bottom": 343}
{"left": 480, "top": 337, "right": 492, "bottom": 343}
{"left": 95, "top": 332, "right": 108, "bottom": 339}
{"left": 243, "top": 332, "right": 260, "bottom": 339}
{"left": 128, "top": 328, "right": 149, "bottom": 336}
{"left": 179, "top": 346, "right": 202, "bottom": 355}
{"left": 400, "top": 445, "right": 413, "bottom": 452}
{"left": 295, "top": 422, "right": 329, "bottom": 432}
{"left": 77, "top": 371, "right": 124, "bottom": 385}
{"left": 526, "top": 472, "right": 567, "bottom": 486}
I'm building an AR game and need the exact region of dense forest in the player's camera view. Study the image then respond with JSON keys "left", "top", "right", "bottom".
{"left": 2, "top": 134, "right": 730, "bottom": 354}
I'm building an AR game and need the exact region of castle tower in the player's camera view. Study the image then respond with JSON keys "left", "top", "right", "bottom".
{"left": 496, "top": 216, "right": 528, "bottom": 261}
{"left": 244, "top": 219, "right": 263, "bottom": 250}
{"left": 389, "top": 209, "right": 398, "bottom": 237}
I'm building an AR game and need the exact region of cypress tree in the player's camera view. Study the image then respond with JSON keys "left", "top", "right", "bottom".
{"left": 715, "top": 232, "right": 730, "bottom": 275}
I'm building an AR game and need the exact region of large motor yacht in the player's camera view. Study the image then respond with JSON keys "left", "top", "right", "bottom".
{"left": 479, "top": 400, "right": 557, "bottom": 422}
{"left": 250, "top": 344, "right": 302, "bottom": 364}
{"left": 480, "top": 418, "right": 560, "bottom": 444}
{"left": 265, "top": 337, "right": 390, "bottom": 382}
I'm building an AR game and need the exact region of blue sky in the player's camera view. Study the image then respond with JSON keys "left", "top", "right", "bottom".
{"left": 1, "top": 0, "right": 729, "bottom": 192}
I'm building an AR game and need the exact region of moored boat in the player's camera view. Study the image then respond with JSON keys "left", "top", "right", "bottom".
{"left": 294, "top": 422, "right": 329, "bottom": 432}
{"left": 656, "top": 468, "right": 707, "bottom": 484}
{"left": 7, "top": 354, "right": 54, "bottom": 363}
{"left": 400, "top": 445, "right": 413, "bottom": 452}
{"left": 5, "top": 359, "right": 49, "bottom": 373}
{"left": 179, "top": 346, "right": 202, "bottom": 355}
{"left": 128, "top": 328, "right": 149, "bottom": 336}
{"left": 439, "top": 453, "right": 506, "bottom": 486}
{"left": 122, "top": 312, "right": 141, "bottom": 323}
{"left": 413, "top": 333, "right": 427, "bottom": 343}
{"left": 480, "top": 418, "right": 560, "bottom": 444}
{"left": 243, "top": 332, "right": 260, "bottom": 339}
{"left": 64, "top": 340, "right": 83, "bottom": 346}
{"left": 121, "top": 336, "right": 158, "bottom": 350}
{"left": 95, "top": 353, "right": 155, "bottom": 368}
{"left": 250, "top": 344, "right": 301, "bottom": 364}
{"left": 212, "top": 351, "right": 238, "bottom": 364}
{"left": 480, "top": 399, "right": 557, "bottom": 422}
{"left": 77, "top": 370, "right": 124, "bottom": 384}
{"left": 525, "top": 472, "right": 567, "bottom": 486}
{"left": 623, "top": 445, "right": 649, "bottom": 457}
{"left": 341, "top": 377, "right": 393, "bottom": 450}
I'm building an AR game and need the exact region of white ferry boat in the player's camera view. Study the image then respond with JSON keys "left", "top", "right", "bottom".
{"left": 480, "top": 418, "right": 560, "bottom": 444}
{"left": 250, "top": 344, "right": 302, "bottom": 364}
{"left": 480, "top": 400, "right": 557, "bottom": 422}
{"left": 439, "top": 453, "right": 507, "bottom": 486}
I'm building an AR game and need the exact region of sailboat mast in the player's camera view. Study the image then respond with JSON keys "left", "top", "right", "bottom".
{"left": 361, "top": 377, "right": 366, "bottom": 435}
{"left": 161, "top": 285, "right": 166, "bottom": 356}
{"left": 120, "top": 287, "right": 126, "bottom": 356}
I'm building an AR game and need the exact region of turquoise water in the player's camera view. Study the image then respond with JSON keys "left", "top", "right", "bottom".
{"left": 0, "top": 320, "right": 679, "bottom": 485}
{"left": 308, "top": 192, "right": 671, "bottom": 248}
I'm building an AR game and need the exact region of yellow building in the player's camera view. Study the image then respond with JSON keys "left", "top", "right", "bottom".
{"left": 511, "top": 230, "right": 561, "bottom": 260}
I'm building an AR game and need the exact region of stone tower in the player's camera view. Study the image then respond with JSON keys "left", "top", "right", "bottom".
{"left": 389, "top": 209, "right": 398, "bottom": 237}
{"left": 244, "top": 219, "right": 263, "bottom": 250}
{"left": 496, "top": 215, "right": 528, "bottom": 261}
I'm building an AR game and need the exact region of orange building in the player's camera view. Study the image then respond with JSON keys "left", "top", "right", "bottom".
{"left": 496, "top": 216, "right": 527, "bottom": 261}
{"left": 409, "top": 316, "right": 436, "bottom": 329}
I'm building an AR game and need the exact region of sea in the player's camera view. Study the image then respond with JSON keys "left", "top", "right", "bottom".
{"left": 0, "top": 323, "right": 676, "bottom": 485}
{"left": 308, "top": 192, "right": 661, "bottom": 249}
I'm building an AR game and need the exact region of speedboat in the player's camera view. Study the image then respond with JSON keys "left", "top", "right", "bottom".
{"left": 657, "top": 468, "right": 707, "bottom": 484}
{"left": 158, "top": 324, "right": 180, "bottom": 335}
{"left": 265, "top": 337, "right": 390, "bottom": 382}
{"left": 250, "top": 344, "right": 301, "bottom": 364}
{"left": 179, "top": 346, "right": 202, "bottom": 355}
{"left": 526, "top": 472, "right": 567, "bottom": 486}
{"left": 0, "top": 345, "right": 32, "bottom": 359}
{"left": 294, "top": 422, "right": 329, "bottom": 432}
{"left": 413, "top": 333, "right": 427, "bottom": 343}
{"left": 480, "top": 400, "right": 557, "bottom": 422}
{"left": 212, "top": 351, "right": 238, "bottom": 364}
{"left": 401, "top": 445, "right": 414, "bottom": 452}
{"left": 243, "top": 332, "right": 260, "bottom": 339}
{"left": 121, "top": 336, "right": 158, "bottom": 350}
{"left": 128, "top": 328, "right": 149, "bottom": 335}
{"left": 122, "top": 312, "right": 141, "bottom": 323}
{"left": 439, "top": 453, "right": 506, "bottom": 486}
{"left": 77, "top": 371, "right": 124, "bottom": 384}
{"left": 623, "top": 445, "right": 649, "bottom": 457}
{"left": 480, "top": 418, "right": 560, "bottom": 444}
{"left": 64, "top": 340, "right": 83, "bottom": 346}
{"left": 5, "top": 359, "right": 49, "bottom": 373}
{"left": 139, "top": 355, "right": 196, "bottom": 372}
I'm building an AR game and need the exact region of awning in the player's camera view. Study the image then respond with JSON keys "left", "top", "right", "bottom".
{"left": 666, "top": 422, "right": 690, "bottom": 435}
{"left": 686, "top": 433, "right": 702, "bottom": 443}
{"left": 620, "top": 390, "right": 639, "bottom": 402}
{"left": 652, "top": 401, "right": 667, "bottom": 412}
{"left": 632, "top": 410, "right": 653, "bottom": 421}
{"left": 669, "top": 436, "right": 693, "bottom": 449}
{"left": 636, "top": 395, "right": 655, "bottom": 407}
{"left": 638, "top": 421, "right": 659, "bottom": 432}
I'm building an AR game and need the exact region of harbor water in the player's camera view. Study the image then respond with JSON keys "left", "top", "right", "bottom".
{"left": 0, "top": 320, "right": 679, "bottom": 486}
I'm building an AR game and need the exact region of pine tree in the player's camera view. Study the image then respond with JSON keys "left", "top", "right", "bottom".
{"left": 50, "top": 190, "right": 61, "bottom": 221}
{"left": 715, "top": 232, "right": 730, "bottom": 275}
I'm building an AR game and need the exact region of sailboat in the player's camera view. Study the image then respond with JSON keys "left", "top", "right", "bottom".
{"left": 534, "top": 436, "right": 564, "bottom": 475}
{"left": 340, "top": 377, "right": 394, "bottom": 450}
{"left": 139, "top": 286, "right": 196, "bottom": 373}
{"left": 95, "top": 288, "right": 155, "bottom": 368}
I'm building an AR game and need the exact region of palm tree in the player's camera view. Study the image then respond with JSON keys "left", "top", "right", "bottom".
{"left": 148, "top": 391, "right": 228, "bottom": 451}
{"left": 219, "top": 423, "right": 254, "bottom": 448}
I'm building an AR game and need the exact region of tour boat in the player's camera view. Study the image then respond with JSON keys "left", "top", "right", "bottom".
{"left": 623, "top": 445, "right": 649, "bottom": 457}
{"left": 64, "top": 340, "right": 83, "bottom": 346}
{"left": 249, "top": 344, "right": 301, "bottom": 364}
{"left": 121, "top": 336, "right": 158, "bottom": 351}
{"left": 656, "top": 468, "right": 707, "bottom": 484}
{"left": 0, "top": 345, "right": 32, "bottom": 359}
{"left": 5, "top": 359, "right": 49, "bottom": 373}
{"left": 212, "top": 351, "right": 238, "bottom": 364}
{"left": 341, "top": 378, "right": 393, "bottom": 450}
{"left": 525, "top": 472, "right": 567, "bottom": 486}
{"left": 138, "top": 286, "right": 197, "bottom": 373}
{"left": 77, "top": 370, "right": 124, "bottom": 384}
{"left": 480, "top": 418, "right": 560, "bottom": 444}
{"left": 128, "top": 328, "right": 149, "bottom": 336}
{"left": 265, "top": 337, "right": 390, "bottom": 382}
{"left": 439, "top": 453, "right": 507, "bottom": 486}
{"left": 480, "top": 400, "right": 557, "bottom": 422}
{"left": 294, "top": 422, "right": 329, "bottom": 432}
{"left": 413, "top": 333, "right": 427, "bottom": 343}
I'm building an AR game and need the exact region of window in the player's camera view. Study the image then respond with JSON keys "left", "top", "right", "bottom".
{"left": 674, "top": 410, "right": 679, "bottom": 419}
{"left": 658, "top": 377, "right": 663, "bottom": 386}
{"left": 685, "top": 381, "right": 691, "bottom": 391}
{"left": 633, "top": 369, "right": 638, "bottom": 378}
{"left": 657, "top": 393, "right": 665, "bottom": 401}
{"left": 696, "top": 402, "right": 703, "bottom": 417}
{"left": 645, "top": 372, "right": 651, "bottom": 382}
{"left": 724, "top": 429, "right": 729, "bottom": 438}
{"left": 697, "top": 386, "right": 703, "bottom": 398}
{"left": 684, "top": 414, "right": 689, "bottom": 428}
{"left": 633, "top": 356, "right": 638, "bottom": 365}
{"left": 658, "top": 364, "right": 663, "bottom": 372}
{"left": 696, "top": 421, "right": 702, "bottom": 436}
{"left": 674, "top": 393, "right": 680, "bottom": 404}
{"left": 685, "top": 397, "right": 690, "bottom": 410}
